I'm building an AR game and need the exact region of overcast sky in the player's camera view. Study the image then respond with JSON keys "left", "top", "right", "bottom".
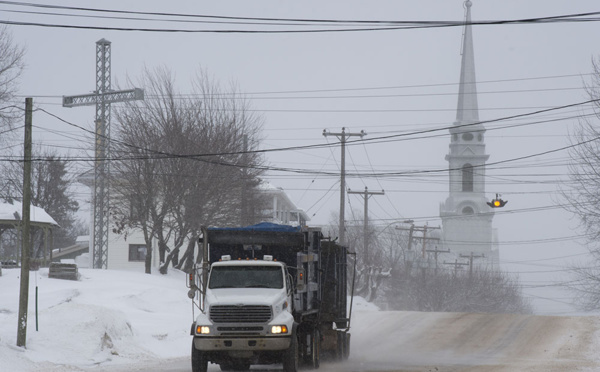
{"left": 3, "top": 0, "right": 600, "bottom": 314}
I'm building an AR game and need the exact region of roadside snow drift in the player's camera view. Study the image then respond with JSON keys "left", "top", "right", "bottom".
{"left": 0, "top": 268, "right": 191, "bottom": 371}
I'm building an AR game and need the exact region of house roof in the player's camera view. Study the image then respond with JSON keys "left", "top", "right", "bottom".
{"left": 259, "top": 182, "right": 310, "bottom": 222}
{"left": 0, "top": 200, "right": 59, "bottom": 227}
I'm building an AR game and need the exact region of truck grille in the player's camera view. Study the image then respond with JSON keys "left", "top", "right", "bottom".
{"left": 210, "top": 305, "right": 272, "bottom": 323}
{"left": 217, "top": 326, "right": 264, "bottom": 336}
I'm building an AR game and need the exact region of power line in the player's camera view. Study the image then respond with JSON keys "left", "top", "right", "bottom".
{"left": 0, "top": 101, "right": 589, "bottom": 183}
{"left": 2, "top": 3, "right": 600, "bottom": 33}
{"left": 16, "top": 72, "right": 594, "bottom": 99}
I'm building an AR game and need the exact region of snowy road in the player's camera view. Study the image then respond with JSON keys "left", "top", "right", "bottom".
{"left": 93, "top": 311, "right": 600, "bottom": 372}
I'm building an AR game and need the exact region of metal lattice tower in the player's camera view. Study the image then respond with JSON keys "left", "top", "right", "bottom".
{"left": 63, "top": 39, "right": 144, "bottom": 269}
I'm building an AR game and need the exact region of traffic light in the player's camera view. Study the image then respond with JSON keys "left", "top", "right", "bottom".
{"left": 487, "top": 194, "right": 507, "bottom": 208}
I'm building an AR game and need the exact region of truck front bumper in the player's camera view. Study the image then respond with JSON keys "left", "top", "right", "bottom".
{"left": 193, "top": 335, "right": 291, "bottom": 352}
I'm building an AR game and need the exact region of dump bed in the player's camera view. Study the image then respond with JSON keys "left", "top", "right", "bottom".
{"left": 201, "top": 222, "right": 349, "bottom": 327}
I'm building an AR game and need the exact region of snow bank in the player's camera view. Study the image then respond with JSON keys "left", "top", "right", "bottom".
{"left": 0, "top": 268, "right": 191, "bottom": 371}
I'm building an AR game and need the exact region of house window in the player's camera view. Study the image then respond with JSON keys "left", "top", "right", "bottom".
{"left": 129, "top": 244, "right": 147, "bottom": 262}
{"left": 462, "top": 164, "right": 474, "bottom": 192}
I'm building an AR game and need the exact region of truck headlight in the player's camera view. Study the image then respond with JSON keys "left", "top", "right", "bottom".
{"left": 196, "top": 325, "right": 211, "bottom": 335}
{"left": 271, "top": 325, "right": 288, "bottom": 334}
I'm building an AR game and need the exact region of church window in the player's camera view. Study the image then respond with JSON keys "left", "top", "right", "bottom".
{"left": 462, "top": 206, "right": 474, "bottom": 215}
{"left": 452, "top": 134, "right": 458, "bottom": 142}
{"left": 462, "top": 132, "right": 474, "bottom": 141}
{"left": 478, "top": 133, "right": 483, "bottom": 141}
{"left": 462, "top": 164, "right": 474, "bottom": 192}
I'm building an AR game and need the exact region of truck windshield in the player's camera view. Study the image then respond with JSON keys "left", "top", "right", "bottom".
{"left": 209, "top": 266, "right": 284, "bottom": 289}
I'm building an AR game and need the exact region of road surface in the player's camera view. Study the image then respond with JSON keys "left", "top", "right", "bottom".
{"left": 91, "top": 310, "right": 600, "bottom": 372}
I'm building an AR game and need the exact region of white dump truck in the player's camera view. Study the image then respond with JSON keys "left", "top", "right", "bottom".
{"left": 188, "top": 222, "right": 353, "bottom": 372}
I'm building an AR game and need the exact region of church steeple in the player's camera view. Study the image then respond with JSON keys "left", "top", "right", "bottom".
{"left": 456, "top": 0, "right": 479, "bottom": 124}
{"left": 440, "top": 0, "right": 498, "bottom": 267}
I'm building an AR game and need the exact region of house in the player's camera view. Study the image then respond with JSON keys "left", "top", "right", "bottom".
{"left": 259, "top": 182, "right": 310, "bottom": 226}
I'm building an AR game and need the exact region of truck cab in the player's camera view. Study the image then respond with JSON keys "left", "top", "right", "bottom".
{"left": 192, "top": 257, "right": 296, "bottom": 370}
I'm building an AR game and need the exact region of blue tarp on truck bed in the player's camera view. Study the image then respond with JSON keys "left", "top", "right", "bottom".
{"left": 208, "top": 222, "right": 302, "bottom": 233}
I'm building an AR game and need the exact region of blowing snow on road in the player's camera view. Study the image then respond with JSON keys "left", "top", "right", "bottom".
{"left": 1, "top": 268, "right": 599, "bottom": 372}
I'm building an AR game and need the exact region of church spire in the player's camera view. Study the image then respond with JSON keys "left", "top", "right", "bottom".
{"left": 456, "top": 0, "right": 479, "bottom": 124}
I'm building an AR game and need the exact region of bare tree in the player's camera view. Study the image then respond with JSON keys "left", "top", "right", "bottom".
{"left": 559, "top": 60, "right": 600, "bottom": 309}
{"left": 111, "top": 67, "right": 266, "bottom": 274}
{"left": 560, "top": 57, "right": 600, "bottom": 310}
{"left": 332, "top": 215, "right": 407, "bottom": 302}
{"left": 0, "top": 26, "right": 25, "bottom": 147}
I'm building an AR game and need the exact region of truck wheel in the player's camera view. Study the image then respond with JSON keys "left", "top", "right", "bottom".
{"left": 344, "top": 333, "right": 351, "bottom": 360}
{"left": 191, "top": 340, "right": 208, "bottom": 372}
{"left": 308, "top": 329, "right": 320, "bottom": 369}
{"left": 283, "top": 334, "right": 299, "bottom": 372}
{"left": 336, "top": 331, "right": 350, "bottom": 361}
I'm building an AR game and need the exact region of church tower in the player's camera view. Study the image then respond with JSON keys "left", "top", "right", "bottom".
{"left": 440, "top": 0, "right": 498, "bottom": 266}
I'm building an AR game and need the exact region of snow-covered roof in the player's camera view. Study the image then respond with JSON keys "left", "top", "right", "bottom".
{"left": 259, "top": 181, "right": 310, "bottom": 222}
{"left": 0, "top": 200, "right": 59, "bottom": 226}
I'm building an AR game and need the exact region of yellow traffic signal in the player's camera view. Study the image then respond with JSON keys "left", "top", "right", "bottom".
{"left": 487, "top": 194, "right": 507, "bottom": 208}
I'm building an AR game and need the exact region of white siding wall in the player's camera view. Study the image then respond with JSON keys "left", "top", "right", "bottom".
{"left": 107, "top": 229, "right": 158, "bottom": 271}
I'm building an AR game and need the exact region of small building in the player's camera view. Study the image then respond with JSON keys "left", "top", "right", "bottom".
{"left": 0, "top": 199, "right": 59, "bottom": 265}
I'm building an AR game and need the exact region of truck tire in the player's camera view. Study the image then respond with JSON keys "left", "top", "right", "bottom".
{"left": 304, "top": 328, "right": 320, "bottom": 369}
{"left": 336, "top": 331, "right": 350, "bottom": 360}
{"left": 283, "top": 334, "right": 299, "bottom": 372}
{"left": 311, "top": 328, "right": 321, "bottom": 369}
{"left": 191, "top": 340, "right": 208, "bottom": 372}
{"left": 344, "top": 333, "right": 351, "bottom": 360}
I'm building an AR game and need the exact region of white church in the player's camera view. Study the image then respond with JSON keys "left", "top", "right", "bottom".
{"left": 439, "top": 0, "right": 499, "bottom": 267}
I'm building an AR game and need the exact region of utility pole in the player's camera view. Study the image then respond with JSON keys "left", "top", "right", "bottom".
{"left": 63, "top": 39, "right": 143, "bottom": 269}
{"left": 426, "top": 246, "right": 451, "bottom": 275}
{"left": 240, "top": 134, "right": 248, "bottom": 226}
{"left": 17, "top": 97, "right": 32, "bottom": 348}
{"left": 396, "top": 223, "right": 441, "bottom": 258}
{"left": 443, "top": 259, "right": 469, "bottom": 277}
{"left": 348, "top": 187, "right": 384, "bottom": 267}
{"left": 460, "top": 252, "right": 485, "bottom": 279}
{"left": 322, "top": 127, "right": 365, "bottom": 246}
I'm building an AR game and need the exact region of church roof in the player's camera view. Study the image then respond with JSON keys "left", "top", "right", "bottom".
{"left": 455, "top": 0, "right": 479, "bottom": 125}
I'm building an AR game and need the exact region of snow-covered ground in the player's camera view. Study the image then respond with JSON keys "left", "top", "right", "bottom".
{"left": 1, "top": 267, "right": 600, "bottom": 372}
{"left": 0, "top": 268, "right": 192, "bottom": 371}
